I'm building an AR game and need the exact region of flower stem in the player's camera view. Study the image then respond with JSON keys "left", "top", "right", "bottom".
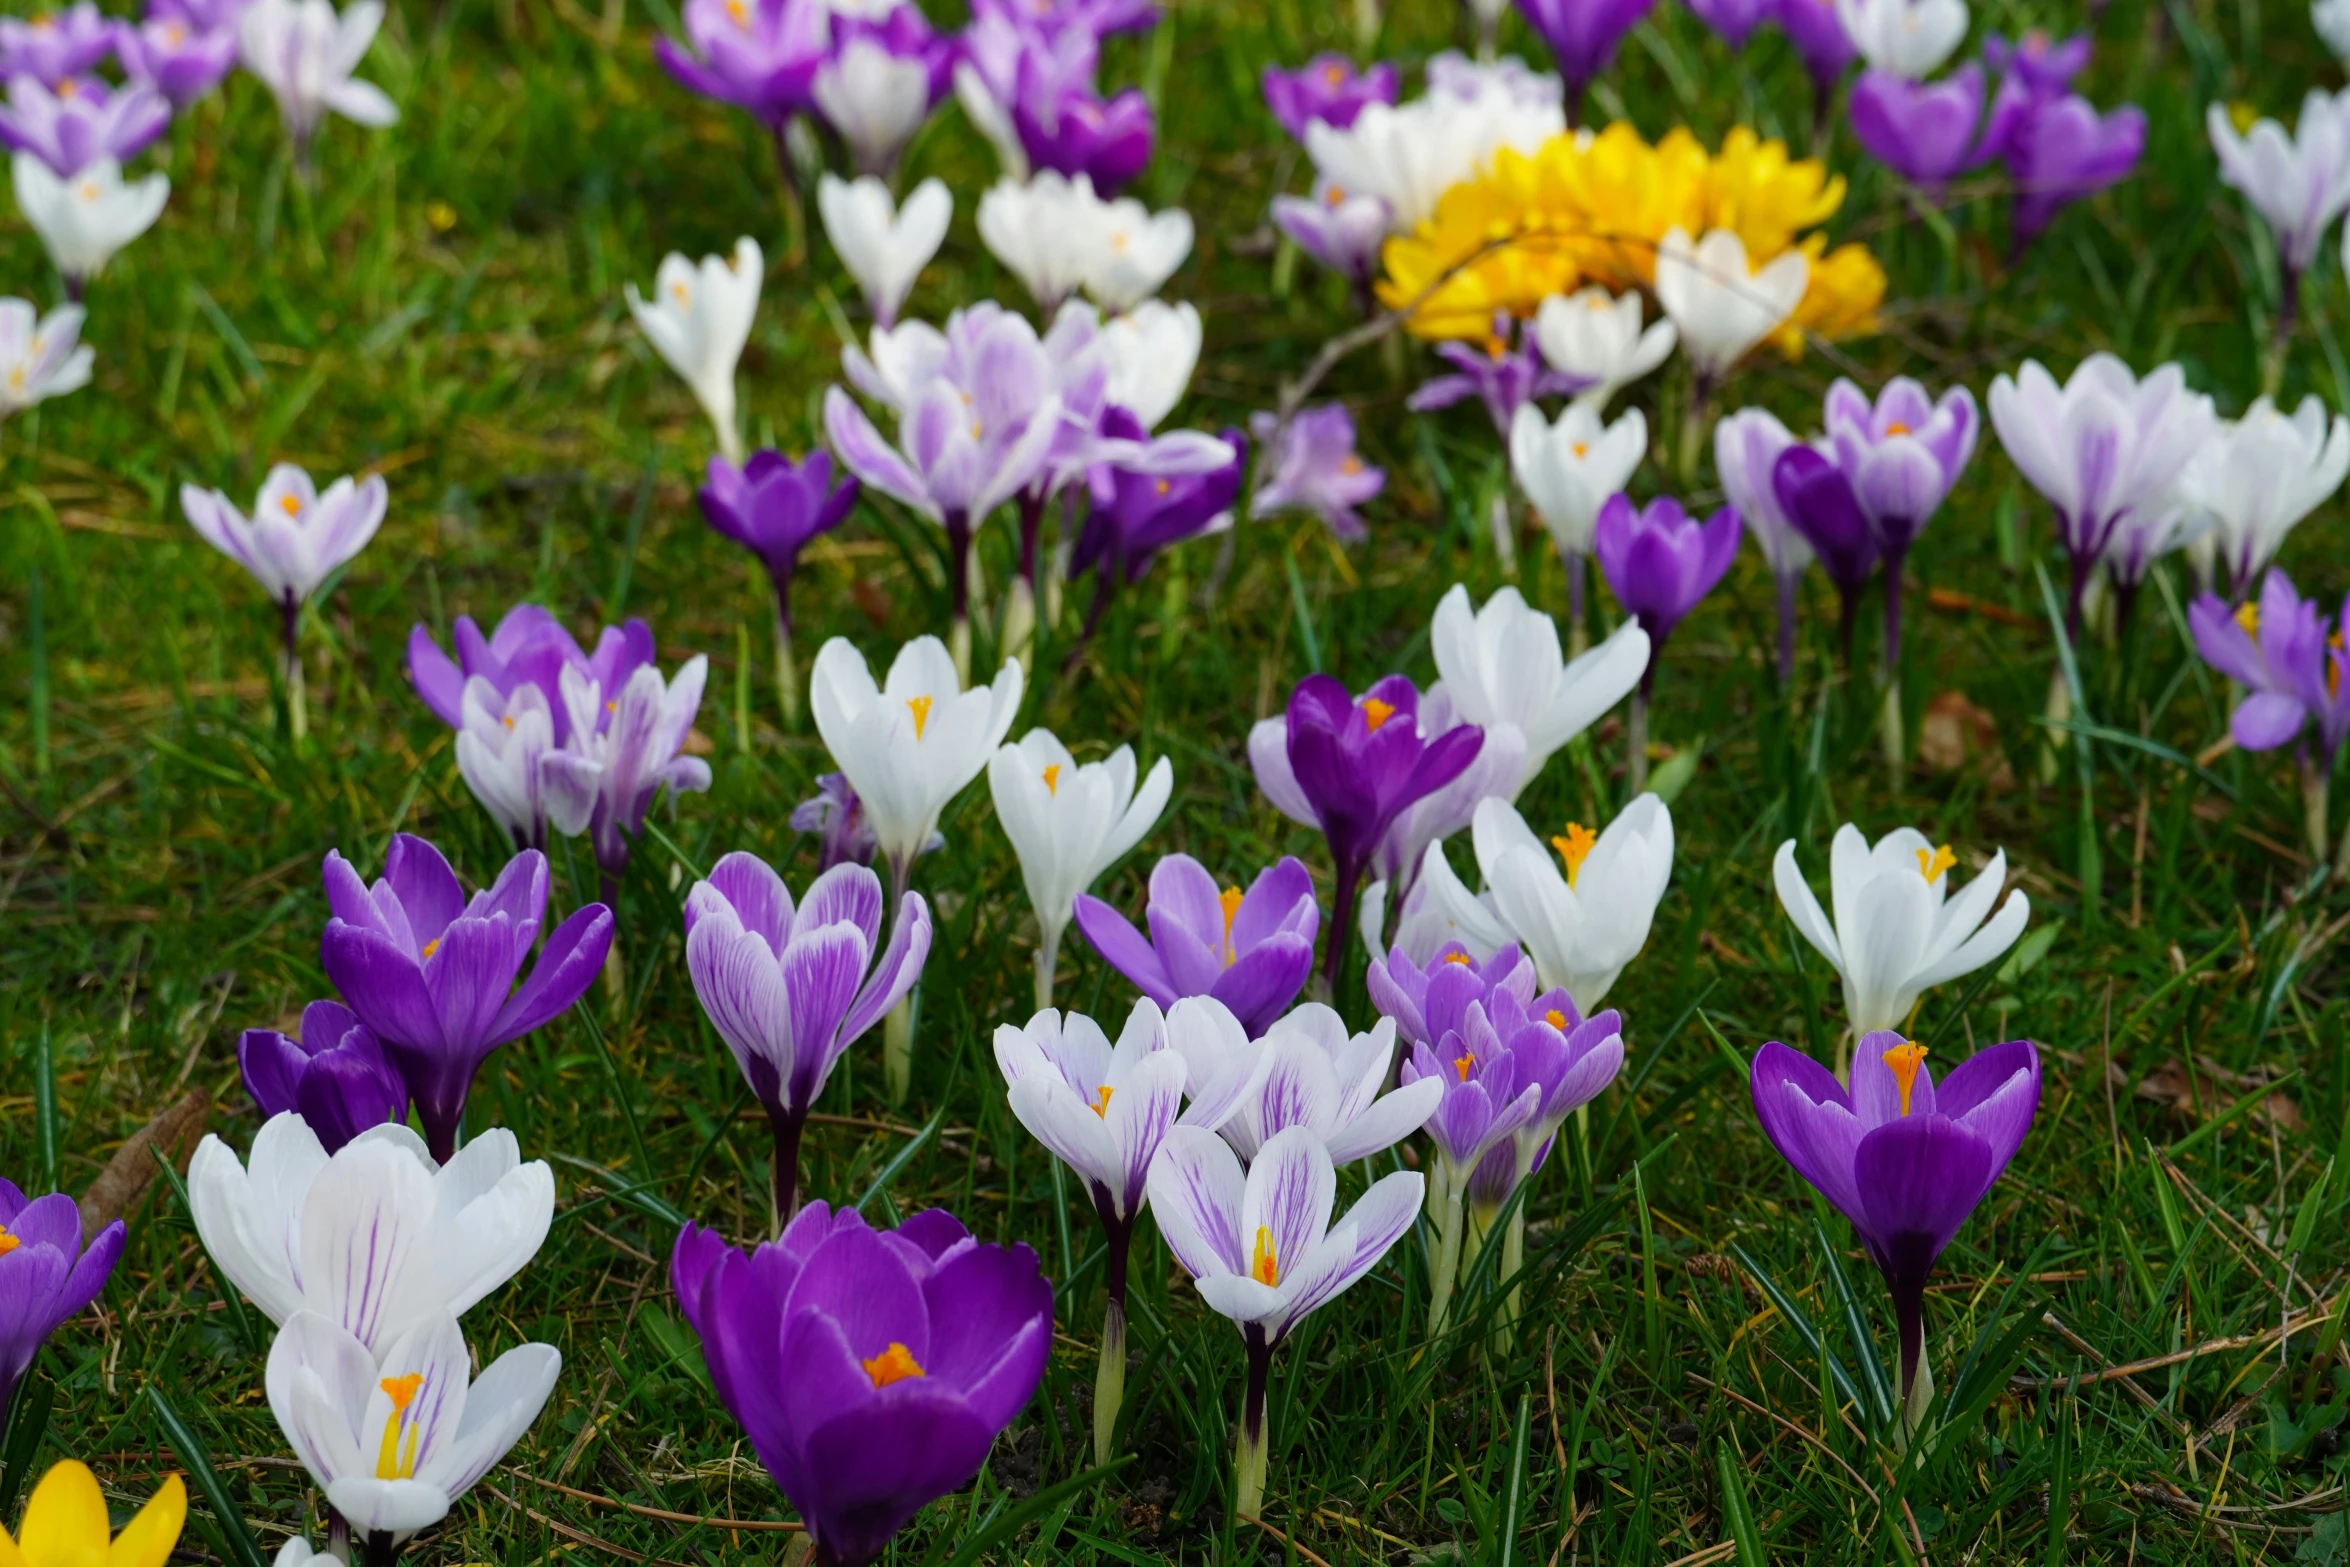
{"left": 1234, "top": 1324, "right": 1275, "bottom": 1517}
{"left": 361, "top": 1530, "right": 396, "bottom": 1567}
{"left": 2305, "top": 759, "right": 2334, "bottom": 869}
{"left": 771, "top": 591, "right": 801, "bottom": 734}
{"left": 1497, "top": 1202, "right": 1528, "bottom": 1353}
{"left": 1628, "top": 680, "right": 1651, "bottom": 794}
{"left": 1093, "top": 1215, "right": 1131, "bottom": 1466}
{"left": 1424, "top": 1163, "right": 1465, "bottom": 1344}
{"left": 1486, "top": 490, "right": 1517, "bottom": 576}
{"left": 1034, "top": 921, "right": 1061, "bottom": 1012}
{"left": 945, "top": 509, "right": 972, "bottom": 686}
{"left": 1560, "top": 546, "right": 1588, "bottom": 658}
{"left": 766, "top": 1102, "right": 805, "bottom": 1236}
{"left": 1774, "top": 570, "right": 1798, "bottom": 686}
{"left": 280, "top": 591, "right": 307, "bottom": 741}
{"left": 1323, "top": 856, "right": 1360, "bottom": 990}
{"left": 1891, "top": 1272, "right": 1935, "bottom": 1444}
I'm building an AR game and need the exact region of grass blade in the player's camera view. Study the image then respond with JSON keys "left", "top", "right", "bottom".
{"left": 145, "top": 1385, "right": 269, "bottom": 1567}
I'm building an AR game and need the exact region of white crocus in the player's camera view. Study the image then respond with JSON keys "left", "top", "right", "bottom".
{"left": 811, "top": 37, "right": 935, "bottom": 178}
{"left": 817, "top": 174, "right": 950, "bottom": 329}
{"left": 237, "top": 0, "right": 398, "bottom": 156}
{"left": 1083, "top": 195, "right": 1194, "bottom": 311}
{"left": 1428, "top": 583, "right": 1649, "bottom": 796}
{"left": 1654, "top": 227, "right": 1808, "bottom": 382}
{"left": 1302, "top": 77, "right": 1564, "bottom": 233}
{"left": 2205, "top": 91, "right": 2350, "bottom": 278}
{"left": 1773, "top": 823, "right": 2030, "bottom": 1054}
{"left": 2320, "top": 0, "right": 2350, "bottom": 61}
{"left": 1534, "top": 287, "right": 1677, "bottom": 413}
{"left": 1834, "top": 0, "right": 1969, "bottom": 79}
{"left": 2176, "top": 394, "right": 2350, "bottom": 592}
{"left": 454, "top": 677, "right": 595, "bottom": 853}
{"left": 1218, "top": 1004, "right": 1441, "bottom": 1164}
{"left": 0, "top": 297, "right": 91, "bottom": 417}
{"left": 1509, "top": 400, "right": 1647, "bottom": 562}
{"left": 188, "top": 1115, "right": 555, "bottom": 1359}
{"left": 266, "top": 1308, "right": 558, "bottom": 1547}
{"left": 624, "top": 237, "right": 762, "bottom": 466}
{"left": 1368, "top": 839, "right": 1517, "bottom": 965}
{"left": 1095, "top": 299, "right": 1201, "bottom": 429}
{"left": 988, "top": 728, "right": 1174, "bottom": 1007}
{"left": 1466, "top": 793, "right": 1675, "bottom": 1007}
{"left": 13, "top": 155, "right": 168, "bottom": 286}
{"left": 841, "top": 317, "right": 949, "bottom": 412}
{"left": 978, "top": 171, "right": 1105, "bottom": 312}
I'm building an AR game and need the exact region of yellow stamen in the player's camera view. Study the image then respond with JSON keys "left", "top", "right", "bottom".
{"left": 1485, "top": 334, "right": 1507, "bottom": 361}
{"left": 373, "top": 1373, "right": 425, "bottom": 1480}
{"left": 1322, "top": 63, "right": 1345, "bottom": 84}
{"left": 2236, "top": 601, "right": 2260, "bottom": 639}
{"left": 671, "top": 280, "right": 689, "bottom": 304}
{"left": 1570, "top": 441, "right": 1588, "bottom": 457}
{"left": 1324, "top": 183, "right": 1347, "bottom": 207}
{"left": 1884, "top": 421, "right": 1911, "bottom": 436}
{"left": 1251, "top": 1225, "right": 1279, "bottom": 1286}
{"left": 0, "top": 1225, "right": 17, "bottom": 1257}
{"left": 1442, "top": 952, "right": 1472, "bottom": 966}
{"left": 420, "top": 938, "right": 439, "bottom": 960}
{"left": 1339, "top": 455, "right": 1364, "bottom": 475}
{"left": 7, "top": 368, "right": 22, "bottom": 391}
{"left": 724, "top": 0, "right": 747, "bottom": 22}
{"left": 970, "top": 420, "right": 984, "bottom": 440}
{"left": 1453, "top": 1052, "right": 1474, "bottom": 1082}
{"left": 1091, "top": 1084, "right": 1113, "bottom": 1118}
{"left": 1042, "top": 763, "right": 1061, "bottom": 795}
{"left": 1219, "top": 885, "right": 1244, "bottom": 966}
{"left": 276, "top": 491, "right": 302, "bottom": 516}
{"left": 907, "top": 695, "right": 931, "bottom": 740}
{"left": 1111, "top": 230, "right": 1129, "bottom": 253}
{"left": 1544, "top": 1008, "right": 1566, "bottom": 1029}
{"left": 2228, "top": 100, "right": 2260, "bottom": 135}
{"left": 1361, "top": 697, "right": 1397, "bottom": 731}
{"left": 55, "top": 77, "right": 76, "bottom": 97}
{"left": 1882, "top": 1041, "right": 1928, "bottom": 1118}
{"left": 1154, "top": 479, "right": 1170, "bottom": 496}
{"left": 76, "top": 181, "right": 97, "bottom": 201}
{"left": 1550, "top": 822, "right": 1597, "bottom": 889}
{"left": 501, "top": 714, "right": 515, "bottom": 729}
{"left": 1915, "top": 844, "right": 1955, "bottom": 884}
{"left": 862, "top": 1342, "right": 926, "bottom": 1388}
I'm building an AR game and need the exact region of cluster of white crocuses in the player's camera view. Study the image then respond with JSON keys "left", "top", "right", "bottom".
{"left": 188, "top": 1115, "right": 561, "bottom": 1561}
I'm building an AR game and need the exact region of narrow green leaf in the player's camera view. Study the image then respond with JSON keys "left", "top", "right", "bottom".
{"left": 1730, "top": 1242, "right": 1863, "bottom": 1412}
{"left": 145, "top": 1386, "right": 269, "bottom": 1567}
{"left": 1812, "top": 1218, "right": 1894, "bottom": 1432}
{"left": 1716, "top": 1437, "right": 1765, "bottom": 1567}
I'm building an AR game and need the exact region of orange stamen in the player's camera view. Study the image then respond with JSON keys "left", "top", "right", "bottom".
{"left": 907, "top": 695, "right": 932, "bottom": 740}
{"left": 1042, "top": 764, "right": 1061, "bottom": 795}
{"left": 1361, "top": 698, "right": 1397, "bottom": 732}
{"left": 862, "top": 1342, "right": 926, "bottom": 1387}
{"left": 1550, "top": 823, "right": 1597, "bottom": 889}
{"left": 1250, "top": 1225, "right": 1278, "bottom": 1286}
{"left": 1915, "top": 844, "right": 1955, "bottom": 884}
{"left": 1882, "top": 1042, "right": 1928, "bottom": 1118}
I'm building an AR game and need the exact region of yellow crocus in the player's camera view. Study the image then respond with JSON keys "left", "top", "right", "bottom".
{"left": 0, "top": 1461, "right": 185, "bottom": 1567}
{"left": 1773, "top": 238, "right": 1888, "bottom": 356}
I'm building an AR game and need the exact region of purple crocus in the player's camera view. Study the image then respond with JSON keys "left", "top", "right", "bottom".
{"left": 0, "top": 75, "right": 171, "bottom": 177}
{"left": 238, "top": 999, "right": 409, "bottom": 1153}
{"left": 1751, "top": 1035, "right": 2040, "bottom": 1425}
{"left": 1983, "top": 29, "right": 2089, "bottom": 97}
{"left": 1013, "top": 80, "right": 1154, "bottom": 193}
{"left": 2003, "top": 94, "right": 2145, "bottom": 254}
{"left": 1777, "top": 0, "right": 1857, "bottom": 132}
{"left": 814, "top": 9, "right": 955, "bottom": 178}
{"left": 1248, "top": 404, "right": 1385, "bottom": 543}
{"left": 1261, "top": 54, "right": 1397, "bottom": 141}
{"left": 1684, "top": 0, "right": 1773, "bottom": 51}
{"left": 701, "top": 448, "right": 857, "bottom": 725}
{"left": 1066, "top": 423, "right": 1244, "bottom": 666}
{"left": 318, "top": 834, "right": 613, "bottom": 1162}
{"left": 1595, "top": 491, "right": 1739, "bottom": 788}
{"left": 116, "top": 17, "right": 237, "bottom": 109}
{"left": 408, "top": 603, "right": 654, "bottom": 749}
{"left": 1247, "top": 674, "right": 1482, "bottom": 986}
{"left": 673, "top": 1203, "right": 1052, "bottom": 1567}
{"left": 2190, "top": 572, "right": 2350, "bottom": 760}
{"left": 1512, "top": 0, "right": 1658, "bottom": 123}
{"left": 0, "top": 1179, "right": 122, "bottom": 1422}
{"left": 0, "top": 5, "right": 120, "bottom": 85}
{"left": 1073, "top": 854, "right": 1320, "bottom": 1036}
{"left": 1772, "top": 444, "right": 1880, "bottom": 665}
{"left": 1848, "top": 64, "right": 2025, "bottom": 201}
{"left": 1715, "top": 408, "right": 1813, "bottom": 683}
{"left": 654, "top": 0, "right": 831, "bottom": 130}
{"left": 683, "top": 853, "right": 931, "bottom": 1222}
{"left": 1366, "top": 941, "right": 1537, "bottom": 1049}
{"left": 1406, "top": 311, "right": 1586, "bottom": 439}
{"left": 1270, "top": 180, "right": 1390, "bottom": 303}
{"left": 1821, "top": 376, "right": 1978, "bottom": 669}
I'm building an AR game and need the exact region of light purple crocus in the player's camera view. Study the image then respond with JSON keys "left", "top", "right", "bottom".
{"left": 1248, "top": 404, "right": 1385, "bottom": 543}
{"left": 1066, "top": 421, "right": 1245, "bottom": 662}
{"left": 408, "top": 603, "right": 653, "bottom": 748}
{"left": 1248, "top": 674, "right": 1483, "bottom": 987}
{"left": 1822, "top": 376, "right": 1978, "bottom": 668}
{"left": 1751, "top": 1035, "right": 2040, "bottom": 1425}
{"left": 238, "top": 999, "right": 409, "bottom": 1153}
{"left": 0, "top": 74, "right": 170, "bottom": 177}
{"left": 1772, "top": 444, "right": 1880, "bottom": 665}
{"left": 655, "top": 0, "right": 830, "bottom": 130}
{"left": 1512, "top": 0, "right": 1657, "bottom": 123}
{"left": 1778, "top": 0, "right": 1858, "bottom": 130}
{"left": 1715, "top": 408, "right": 1813, "bottom": 682}
{"left": 1366, "top": 941, "right": 1538, "bottom": 1049}
{"left": 116, "top": 17, "right": 238, "bottom": 109}
{"left": 684, "top": 852, "right": 931, "bottom": 1222}
{"left": 0, "top": 1178, "right": 123, "bottom": 1423}
{"left": 702, "top": 448, "right": 857, "bottom": 724}
{"left": 555, "top": 649, "right": 714, "bottom": 885}
{"left": 674, "top": 1204, "right": 1052, "bottom": 1567}
{"left": 2189, "top": 571, "right": 2350, "bottom": 761}
{"left": 1407, "top": 311, "right": 1586, "bottom": 439}
{"left": 1983, "top": 29, "right": 2089, "bottom": 97}
{"left": 1593, "top": 492, "right": 1741, "bottom": 675}
{"left": 1261, "top": 54, "right": 1397, "bottom": 141}
{"left": 1073, "top": 854, "right": 1320, "bottom": 1036}
{"left": 814, "top": 9, "right": 954, "bottom": 178}
{"left": 0, "top": 5, "right": 120, "bottom": 85}
{"left": 319, "top": 833, "right": 614, "bottom": 1162}
{"left": 1270, "top": 180, "right": 1390, "bottom": 302}
{"left": 1684, "top": 0, "right": 1773, "bottom": 51}
{"left": 1015, "top": 79, "right": 1154, "bottom": 194}
{"left": 2004, "top": 93, "right": 2145, "bottom": 255}
{"left": 1848, "top": 64, "right": 2026, "bottom": 201}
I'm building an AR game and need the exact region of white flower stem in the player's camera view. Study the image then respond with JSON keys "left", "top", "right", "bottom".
{"left": 1628, "top": 688, "right": 1650, "bottom": 794}
{"left": 1094, "top": 1296, "right": 1126, "bottom": 1467}
{"left": 1033, "top": 923, "right": 1060, "bottom": 1012}
{"left": 1234, "top": 1326, "right": 1274, "bottom": 1517}
{"left": 1877, "top": 672, "right": 1904, "bottom": 777}
{"left": 884, "top": 853, "right": 916, "bottom": 1104}
{"left": 1425, "top": 1171, "right": 1466, "bottom": 1344}
{"left": 279, "top": 591, "right": 308, "bottom": 742}
{"left": 773, "top": 602, "right": 801, "bottom": 733}
{"left": 1003, "top": 574, "right": 1038, "bottom": 674}
{"left": 1487, "top": 491, "right": 1517, "bottom": 575}
{"left": 2304, "top": 760, "right": 2333, "bottom": 869}
{"left": 1498, "top": 1204, "right": 1528, "bottom": 1351}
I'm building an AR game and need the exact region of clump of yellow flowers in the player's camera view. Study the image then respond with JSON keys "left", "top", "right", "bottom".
{"left": 1377, "top": 123, "right": 1884, "bottom": 355}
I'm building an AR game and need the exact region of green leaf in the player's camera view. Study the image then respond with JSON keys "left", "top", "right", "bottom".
{"left": 1812, "top": 1218, "right": 1895, "bottom": 1432}
{"left": 1729, "top": 1242, "right": 1863, "bottom": 1413}
{"left": 1995, "top": 922, "right": 2062, "bottom": 986}
{"left": 0, "top": 1373, "right": 54, "bottom": 1522}
{"left": 145, "top": 1385, "right": 269, "bottom": 1567}
{"left": 1716, "top": 1437, "right": 1766, "bottom": 1567}
{"left": 917, "top": 1457, "right": 1131, "bottom": 1567}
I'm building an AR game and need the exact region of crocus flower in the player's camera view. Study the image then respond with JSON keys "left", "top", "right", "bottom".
{"left": 626, "top": 237, "right": 762, "bottom": 466}
{"left": 2177, "top": 398, "right": 2350, "bottom": 595}
{"left": 1366, "top": 940, "right": 1537, "bottom": 1049}
{"left": 1146, "top": 1125, "right": 1421, "bottom": 1514}
{"left": 1249, "top": 674, "right": 1483, "bottom": 985}
{"left": 1987, "top": 354, "right": 2214, "bottom": 630}
{"left": 1509, "top": 401, "right": 1648, "bottom": 634}
{"left": 181, "top": 462, "right": 387, "bottom": 740}
{"left": 0, "top": 76, "right": 170, "bottom": 177}
{"left": 0, "top": 296, "right": 92, "bottom": 419}
{"left": 2003, "top": 94, "right": 2145, "bottom": 253}
{"left": 791, "top": 771, "right": 942, "bottom": 871}
{"left": 1751, "top": 1035, "right": 2039, "bottom": 1427}
{"left": 1822, "top": 375, "right": 1979, "bottom": 670}
{"left": 976, "top": 169, "right": 1104, "bottom": 312}
{"left": 1261, "top": 55, "right": 1397, "bottom": 141}
{"left": 1081, "top": 192, "right": 1194, "bottom": 312}
{"left": 1427, "top": 583, "right": 1648, "bottom": 798}
{"left": 118, "top": 17, "right": 239, "bottom": 108}
{"left": 700, "top": 447, "right": 858, "bottom": 725}
{"left": 673, "top": 1203, "right": 1053, "bottom": 1567}
{"left": 1533, "top": 287, "right": 1676, "bottom": 414}
{"left": 1074, "top": 298, "right": 1201, "bottom": 433}
{"left": 0, "top": 6, "right": 121, "bottom": 84}
{"left": 1780, "top": 0, "right": 1859, "bottom": 117}
{"left": 995, "top": 997, "right": 1263, "bottom": 1461}
{"left": 684, "top": 853, "right": 931, "bottom": 1221}
{"left": 189, "top": 1113, "right": 555, "bottom": 1354}
{"left": 1271, "top": 179, "right": 1390, "bottom": 296}
{"left": 1510, "top": 0, "right": 1657, "bottom": 122}
{"left": 551, "top": 653, "right": 713, "bottom": 883}
{"left": 989, "top": 731, "right": 1173, "bottom": 1007}
{"left": 1463, "top": 793, "right": 1673, "bottom": 1007}
{"left": 407, "top": 604, "right": 652, "bottom": 746}
{"left": 237, "top": 0, "right": 398, "bottom": 164}
{"left": 2320, "top": 0, "right": 2350, "bottom": 60}
{"left": 1684, "top": 0, "right": 1772, "bottom": 49}
{"left": 817, "top": 175, "right": 950, "bottom": 330}
{"left": 1983, "top": 29, "right": 2089, "bottom": 95}
{"left": 812, "top": 15, "right": 951, "bottom": 177}
{"left": 2206, "top": 90, "right": 2350, "bottom": 328}
{"left": 12, "top": 153, "right": 169, "bottom": 295}
{"left": 1248, "top": 404, "right": 1384, "bottom": 543}
{"left": 654, "top": 0, "right": 829, "bottom": 128}
{"left": 1594, "top": 490, "right": 1739, "bottom": 780}
{"left": 239, "top": 1000, "right": 409, "bottom": 1153}
{"left": 0, "top": 1464, "right": 181, "bottom": 1567}
{"left": 1408, "top": 311, "right": 1584, "bottom": 439}
{"left": 1073, "top": 854, "right": 1320, "bottom": 1036}
{"left": 1014, "top": 81, "right": 1154, "bottom": 194}
{"left": 1715, "top": 408, "right": 1813, "bottom": 681}
{"left": 453, "top": 682, "right": 577, "bottom": 850}
{"left": 266, "top": 1309, "right": 559, "bottom": 1559}
{"left": 2188, "top": 570, "right": 2350, "bottom": 778}
{"left": 1352, "top": 687, "right": 1523, "bottom": 918}
{"left": 0, "top": 1179, "right": 123, "bottom": 1420}
{"left": 317, "top": 835, "right": 613, "bottom": 1160}
{"left": 1772, "top": 822, "right": 2030, "bottom": 1050}
{"left": 1065, "top": 423, "right": 1243, "bottom": 654}
{"left": 1653, "top": 226, "right": 1808, "bottom": 385}
{"left": 1834, "top": 0, "right": 1966, "bottom": 80}
{"left": 1849, "top": 64, "right": 2026, "bottom": 200}
{"left": 1771, "top": 443, "right": 1880, "bottom": 663}
{"left": 1188, "top": 1002, "right": 1442, "bottom": 1164}
{"left": 1303, "top": 70, "right": 1564, "bottom": 234}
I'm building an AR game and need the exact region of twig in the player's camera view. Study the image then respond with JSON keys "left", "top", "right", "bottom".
{"left": 479, "top": 1483, "right": 658, "bottom": 1561}
{"left": 506, "top": 1470, "right": 803, "bottom": 1532}
{"left": 1685, "top": 1373, "right": 1880, "bottom": 1505}
{"left": 1240, "top": 1511, "right": 1335, "bottom": 1567}
{"left": 79, "top": 1090, "right": 209, "bottom": 1245}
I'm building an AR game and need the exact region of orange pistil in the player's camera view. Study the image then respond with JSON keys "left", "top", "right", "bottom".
{"left": 1322, "top": 63, "right": 1345, "bottom": 85}
{"left": 1882, "top": 1041, "right": 1928, "bottom": 1117}
{"left": 1219, "top": 886, "right": 1245, "bottom": 965}
{"left": 2236, "top": 601, "right": 2261, "bottom": 640}
{"left": 1361, "top": 697, "right": 1397, "bottom": 732}
{"left": 500, "top": 714, "right": 516, "bottom": 729}
{"left": 1090, "top": 1085, "right": 1113, "bottom": 1118}
{"left": 1154, "top": 479, "right": 1171, "bottom": 496}
{"left": 1453, "top": 1053, "right": 1474, "bottom": 1082}
{"left": 420, "top": 938, "right": 440, "bottom": 960}
{"left": 0, "top": 1226, "right": 17, "bottom": 1258}
{"left": 1883, "top": 421, "right": 1911, "bottom": 436}
{"left": 1251, "top": 1225, "right": 1279, "bottom": 1286}
{"left": 1339, "top": 455, "right": 1364, "bottom": 475}
{"left": 1324, "top": 184, "right": 1348, "bottom": 208}
{"left": 907, "top": 695, "right": 932, "bottom": 740}
{"left": 671, "top": 280, "right": 689, "bottom": 304}
{"left": 1550, "top": 822, "right": 1597, "bottom": 889}
{"left": 1570, "top": 441, "right": 1588, "bottom": 457}
{"left": 1544, "top": 1009, "right": 1566, "bottom": 1029}
{"left": 862, "top": 1342, "right": 927, "bottom": 1388}
{"left": 1442, "top": 952, "right": 1473, "bottom": 966}
{"left": 373, "top": 1372, "right": 425, "bottom": 1480}
{"left": 1915, "top": 844, "right": 1955, "bottom": 884}
{"left": 1042, "top": 764, "right": 1061, "bottom": 795}
{"left": 1485, "top": 334, "right": 1507, "bottom": 361}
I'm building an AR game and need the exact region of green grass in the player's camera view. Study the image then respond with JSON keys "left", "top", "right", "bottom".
{"left": 5, "top": 0, "right": 2350, "bottom": 1560}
